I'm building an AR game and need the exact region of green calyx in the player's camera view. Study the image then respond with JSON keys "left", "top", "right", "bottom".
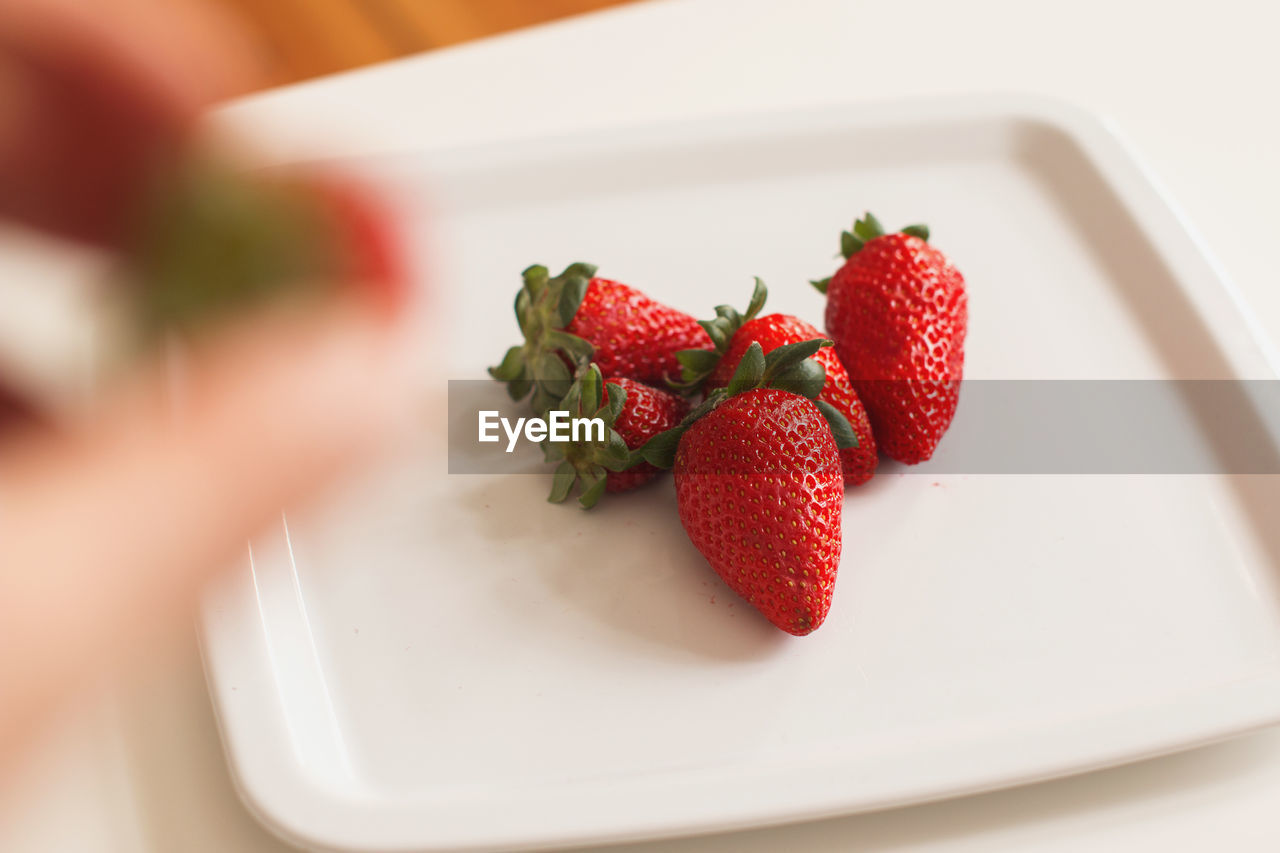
{"left": 636, "top": 339, "right": 858, "bottom": 470}
{"left": 809, "top": 212, "right": 930, "bottom": 295}
{"left": 129, "top": 159, "right": 342, "bottom": 339}
{"left": 543, "top": 364, "right": 633, "bottom": 509}
{"left": 670, "top": 276, "right": 769, "bottom": 394}
{"left": 489, "top": 262, "right": 598, "bottom": 418}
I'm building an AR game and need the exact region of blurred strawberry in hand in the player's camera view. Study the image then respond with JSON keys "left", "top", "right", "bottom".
{"left": 126, "top": 159, "right": 406, "bottom": 338}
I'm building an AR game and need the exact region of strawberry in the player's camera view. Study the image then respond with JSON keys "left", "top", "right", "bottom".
{"left": 567, "top": 276, "right": 712, "bottom": 384}
{"left": 0, "top": 381, "right": 39, "bottom": 435}
{"left": 544, "top": 365, "right": 689, "bottom": 508}
{"left": 676, "top": 278, "right": 876, "bottom": 486}
{"left": 639, "top": 340, "right": 854, "bottom": 635}
{"left": 129, "top": 159, "right": 405, "bottom": 337}
{"left": 812, "top": 213, "right": 967, "bottom": 464}
{"left": 490, "top": 263, "right": 712, "bottom": 417}
{"left": 305, "top": 173, "right": 407, "bottom": 313}
{"left": 599, "top": 377, "right": 689, "bottom": 493}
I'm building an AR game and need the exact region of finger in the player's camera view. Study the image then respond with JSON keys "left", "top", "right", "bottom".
{"left": 0, "top": 0, "right": 261, "bottom": 245}
{"left": 0, "top": 297, "right": 415, "bottom": 766}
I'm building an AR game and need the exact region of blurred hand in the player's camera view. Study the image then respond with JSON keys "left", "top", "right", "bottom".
{"left": 0, "top": 0, "right": 414, "bottom": 770}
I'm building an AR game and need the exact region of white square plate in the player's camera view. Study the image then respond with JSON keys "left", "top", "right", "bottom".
{"left": 200, "top": 96, "right": 1280, "bottom": 852}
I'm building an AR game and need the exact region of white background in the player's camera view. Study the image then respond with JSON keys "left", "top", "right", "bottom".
{"left": 3, "top": 0, "right": 1280, "bottom": 849}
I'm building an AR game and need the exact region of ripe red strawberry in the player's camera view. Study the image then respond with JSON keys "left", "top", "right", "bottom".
{"left": 130, "top": 160, "right": 405, "bottom": 337}
{"left": 812, "top": 214, "right": 967, "bottom": 464}
{"left": 640, "top": 341, "right": 853, "bottom": 635}
{"left": 678, "top": 278, "right": 876, "bottom": 486}
{"left": 491, "top": 263, "right": 712, "bottom": 417}
{"left": 601, "top": 377, "right": 690, "bottom": 493}
{"left": 306, "top": 173, "right": 407, "bottom": 313}
{"left": 568, "top": 277, "right": 711, "bottom": 383}
{"left": 545, "top": 366, "right": 689, "bottom": 508}
{"left": 675, "top": 388, "right": 843, "bottom": 634}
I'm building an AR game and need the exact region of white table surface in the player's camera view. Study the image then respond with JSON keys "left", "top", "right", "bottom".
{"left": 4, "top": 0, "right": 1280, "bottom": 850}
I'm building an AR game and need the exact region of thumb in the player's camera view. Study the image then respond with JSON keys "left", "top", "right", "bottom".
{"left": 0, "top": 296, "right": 415, "bottom": 766}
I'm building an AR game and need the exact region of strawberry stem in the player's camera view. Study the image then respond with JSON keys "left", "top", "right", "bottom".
{"left": 816, "top": 213, "right": 932, "bottom": 286}
{"left": 670, "top": 276, "right": 769, "bottom": 394}
{"left": 635, "top": 338, "right": 857, "bottom": 469}
{"left": 542, "top": 363, "right": 635, "bottom": 509}
{"left": 130, "top": 160, "right": 349, "bottom": 338}
{"left": 490, "top": 262, "right": 597, "bottom": 418}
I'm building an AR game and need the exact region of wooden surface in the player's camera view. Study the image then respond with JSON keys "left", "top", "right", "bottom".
{"left": 216, "top": 0, "right": 638, "bottom": 88}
